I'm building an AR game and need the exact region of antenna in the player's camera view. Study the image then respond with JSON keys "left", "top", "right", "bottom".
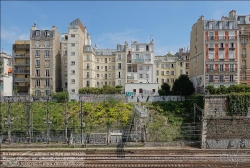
{"left": 1, "top": 48, "right": 3, "bottom": 53}
{"left": 150, "top": 35, "right": 153, "bottom": 41}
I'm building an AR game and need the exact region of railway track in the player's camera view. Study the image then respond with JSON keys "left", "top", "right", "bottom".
{"left": 1, "top": 148, "right": 250, "bottom": 167}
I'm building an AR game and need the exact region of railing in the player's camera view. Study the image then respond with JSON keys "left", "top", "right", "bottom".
{"left": 209, "top": 36, "right": 214, "bottom": 40}
{"left": 44, "top": 85, "right": 50, "bottom": 88}
{"left": 218, "top": 36, "right": 225, "bottom": 40}
{"left": 14, "top": 70, "right": 30, "bottom": 73}
{"left": 127, "top": 76, "right": 135, "bottom": 79}
{"left": 219, "top": 58, "right": 225, "bottom": 61}
{"left": 14, "top": 61, "right": 30, "bottom": 65}
{"left": 208, "top": 47, "right": 214, "bottom": 50}
{"left": 209, "top": 80, "right": 214, "bottom": 82}
{"left": 229, "top": 58, "right": 235, "bottom": 61}
{"left": 219, "top": 80, "right": 225, "bottom": 82}
{"left": 14, "top": 78, "right": 25, "bottom": 81}
{"left": 44, "top": 55, "right": 50, "bottom": 59}
{"left": 219, "top": 47, "right": 224, "bottom": 50}
{"left": 219, "top": 69, "right": 225, "bottom": 72}
{"left": 242, "top": 77, "right": 247, "bottom": 80}
{"left": 132, "top": 59, "right": 144, "bottom": 63}
{"left": 229, "top": 68, "right": 236, "bottom": 72}
{"left": 229, "top": 47, "right": 235, "bottom": 50}
{"left": 14, "top": 54, "right": 30, "bottom": 57}
{"left": 242, "top": 65, "right": 247, "bottom": 69}
{"left": 228, "top": 36, "right": 236, "bottom": 40}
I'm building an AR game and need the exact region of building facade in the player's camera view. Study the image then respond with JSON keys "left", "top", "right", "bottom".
{"left": 154, "top": 48, "right": 189, "bottom": 89}
{"left": 65, "top": 19, "right": 91, "bottom": 94}
{"left": 12, "top": 40, "right": 30, "bottom": 95}
{"left": 228, "top": 11, "right": 250, "bottom": 86}
{"left": 0, "top": 52, "right": 13, "bottom": 100}
{"left": 190, "top": 12, "right": 239, "bottom": 93}
{"left": 30, "top": 24, "right": 61, "bottom": 96}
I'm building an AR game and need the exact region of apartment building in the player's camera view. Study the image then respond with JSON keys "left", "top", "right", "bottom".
{"left": 30, "top": 24, "right": 61, "bottom": 96}
{"left": 190, "top": 12, "right": 239, "bottom": 93}
{"left": 228, "top": 11, "right": 250, "bottom": 85}
{"left": 12, "top": 40, "right": 30, "bottom": 95}
{"left": 65, "top": 18, "right": 91, "bottom": 94}
{"left": 154, "top": 48, "right": 189, "bottom": 89}
{"left": 0, "top": 52, "right": 13, "bottom": 100}
{"left": 127, "top": 40, "right": 154, "bottom": 83}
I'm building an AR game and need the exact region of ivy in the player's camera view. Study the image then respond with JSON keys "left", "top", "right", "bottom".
{"left": 227, "top": 92, "right": 250, "bottom": 116}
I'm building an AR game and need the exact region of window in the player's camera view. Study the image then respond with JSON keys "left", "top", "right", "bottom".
{"left": 71, "top": 43, "right": 75, "bottom": 47}
{"left": 229, "top": 51, "right": 234, "bottom": 59}
{"left": 139, "top": 74, "right": 143, "bottom": 78}
{"left": 133, "top": 89, "right": 136, "bottom": 93}
{"left": 97, "top": 66, "right": 99, "bottom": 70}
{"left": 218, "top": 31, "right": 224, "bottom": 39}
{"left": 71, "top": 79, "right": 75, "bottom": 84}
{"left": 209, "top": 64, "right": 213, "bottom": 71}
{"left": 105, "top": 66, "right": 107, "bottom": 71}
{"left": 186, "top": 63, "right": 189, "bottom": 68}
{"left": 165, "top": 64, "right": 169, "bottom": 68}
{"left": 71, "top": 34, "right": 75, "bottom": 38}
{"left": 35, "top": 50, "right": 40, "bottom": 56}
{"left": 146, "top": 66, "right": 150, "bottom": 70}
{"left": 112, "top": 58, "right": 115, "bottom": 62}
{"left": 112, "top": 66, "right": 115, "bottom": 70}
{"left": 45, "top": 90, "right": 50, "bottom": 96}
{"left": 97, "top": 82, "right": 99, "bottom": 85}
{"left": 118, "top": 80, "right": 121, "bottom": 85}
{"left": 118, "top": 63, "right": 121, "bottom": 69}
{"left": 118, "top": 54, "right": 121, "bottom": 60}
{"left": 242, "top": 38, "right": 246, "bottom": 45}
{"left": 35, "top": 31, "right": 40, "bottom": 37}
{"left": 161, "top": 71, "right": 164, "bottom": 75}
{"left": 218, "top": 22, "right": 223, "bottom": 29}
{"left": 45, "top": 50, "right": 50, "bottom": 57}
{"left": 86, "top": 55, "right": 90, "bottom": 60}
{"left": 209, "top": 43, "right": 214, "bottom": 49}
{"left": 161, "top": 64, "right": 164, "bottom": 68}
{"left": 209, "top": 32, "right": 214, "bottom": 39}
{"left": 229, "top": 64, "right": 234, "bottom": 71}
{"left": 161, "top": 79, "right": 164, "bottom": 84}
{"left": 35, "top": 41, "right": 40, "bottom": 47}
{"left": 146, "top": 45, "right": 149, "bottom": 51}
{"left": 139, "top": 88, "right": 143, "bottom": 93}
{"left": 36, "top": 60, "right": 40, "bottom": 67}
{"left": 45, "top": 79, "right": 50, "bottom": 87}
{"left": 166, "top": 71, "right": 169, "bottom": 75}
{"left": 86, "top": 72, "right": 90, "bottom": 78}
{"left": 229, "top": 31, "right": 235, "bottom": 39}
{"left": 97, "top": 74, "right": 99, "bottom": 78}
{"left": 219, "top": 75, "right": 224, "bottom": 82}
{"left": 208, "top": 52, "right": 214, "bottom": 60}
{"left": 36, "top": 79, "right": 40, "bottom": 86}
{"left": 167, "top": 79, "right": 169, "bottom": 83}
{"left": 71, "top": 61, "right": 75, "bottom": 65}
{"left": 86, "top": 63, "right": 90, "bottom": 69}
{"left": 180, "top": 70, "right": 183, "bottom": 75}
{"left": 180, "top": 62, "right": 183, "bottom": 67}
{"left": 218, "top": 51, "right": 224, "bottom": 60}
{"left": 171, "top": 64, "right": 174, "bottom": 68}
{"left": 45, "top": 69, "right": 50, "bottom": 76}
{"left": 71, "top": 52, "right": 75, "bottom": 56}
{"left": 35, "top": 90, "right": 41, "bottom": 96}
{"left": 228, "top": 21, "right": 233, "bottom": 29}
{"left": 97, "top": 58, "right": 99, "bottom": 62}
{"left": 209, "top": 75, "right": 213, "bottom": 82}
{"left": 230, "top": 75, "right": 234, "bottom": 82}
{"left": 36, "top": 69, "right": 40, "bottom": 76}
{"left": 219, "top": 43, "right": 224, "bottom": 48}
{"left": 171, "top": 71, "right": 174, "bottom": 75}
{"left": 71, "top": 70, "right": 75, "bottom": 74}
{"left": 139, "top": 66, "right": 143, "bottom": 70}
{"left": 45, "top": 41, "right": 50, "bottom": 47}
{"left": 136, "top": 45, "right": 139, "bottom": 51}
{"left": 71, "top": 89, "right": 75, "bottom": 93}
{"left": 146, "top": 74, "right": 149, "bottom": 78}
{"left": 219, "top": 64, "right": 224, "bottom": 72}
{"left": 105, "top": 58, "right": 107, "bottom": 63}
{"left": 156, "top": 70, "right": 159, "bottom": 75}
{"left": 45, "top": 60, "right": 50, "bottom": 67}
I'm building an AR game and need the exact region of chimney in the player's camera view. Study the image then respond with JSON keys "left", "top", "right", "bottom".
{"left": 31, "top": 23, "right": 36, "bottom": 30}
{"left": 229, "top": 10, "right": 236, "bottom": 20}
{"left": 198, "top": 15, "right": 204, "bottom": 22}
{"left": 52, "top": 25, "right": 56, "bottom": 29}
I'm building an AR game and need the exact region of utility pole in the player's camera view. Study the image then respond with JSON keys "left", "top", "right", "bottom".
{"left": 4, "top": 100, "right": 14, "bottom": 144}
{"left": 43, "top": 97, "right": 52, "bottom": 144}
{"left": 25, "top": 101, "right": 31, "bottom": 143}
{"left": 64, "top": 99, "right": 68, "bottom": 143}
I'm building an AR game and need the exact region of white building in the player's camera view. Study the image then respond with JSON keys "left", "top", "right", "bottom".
{"left": 125, "top": 83, "right": 159, "bottom": 96}
{"left": 0, "top": 52, "right": 13, "bottom": 100}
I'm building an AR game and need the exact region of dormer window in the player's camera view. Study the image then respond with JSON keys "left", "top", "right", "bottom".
{"left": 44, "top": 31, "right": 50, "bottom": 38}
{"left": 35, "top": 30, "right": 40, "bottom": 37}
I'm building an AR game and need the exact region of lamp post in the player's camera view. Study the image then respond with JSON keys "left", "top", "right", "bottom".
{"left": 4, "top": 100, "right": 14, "bottom": 144}
{"left": 43, "top": 97, "right": 52, "bottom": 144}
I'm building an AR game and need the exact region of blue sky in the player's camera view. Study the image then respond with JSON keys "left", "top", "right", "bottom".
{"left": 1, "top": 1, "right": 250, "bottom": 56}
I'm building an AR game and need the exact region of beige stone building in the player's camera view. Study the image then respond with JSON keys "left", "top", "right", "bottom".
{"left": 228, "top": 11, "right": 250, "bottom": 85}
{"left": 154, "top": 48, "right": 189, "bottom": 89}
{"left": 189, "top": 11, "right": 239, "bottom": 93}
{"left": 12, "top": 40, "right": 30, "bottom": 95}
{"left": 63, "top": 19, "right": 91, "bottom": 94}
{"left": 30, "top": 24, "right": 61, "bottom": 96}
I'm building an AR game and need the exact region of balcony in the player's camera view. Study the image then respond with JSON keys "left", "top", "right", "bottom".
{"left": 35, "top": 85, "right": 40, "bottom": 88}
{"left": 86, "top": 75, "right": 90, "bottom": 78}
{"left": 14, "top": 70, "right": 30, "bottom": 74}
{"left": 208, "top": 47, "right": 214, "bottom": 51}
{"left": 14, "top": 78, "right": 30, "bottom": 82}
{"left": 209, "top": 36, "right": 214, "bottom": 40}
{"left": 242, "top": 54, "right": 247, "bottom": 58}
{"left": 209, "top": 80, "right": 214, "bottom": 82}
{"left": 229, "top": 58, "right": 235, "bottom": 61}
{"left": 127, "top": 76, "right": 135, "bottom": 79}
{"left": 242, "top": 65, "right": 247, "bottom": 69}
{"left": 87, "top": 66, "right": 90, "bottom": 69}
{"left": 218, "top": 36, "right": 225, "bottom": 40}
{"left": 219, "top": 80, "right": 225, "bottom": 82}
{"left": 229, "top": 47, "right": 235, "bottom": 50}
{"left": 14, "top": 61, "right": 30, "bottom": 66}
{"left": 14, "top": 54, "right": 30, "bottom": 58}
{"left": 219, "top": 47, "right": 224, "bottom": 50}
{"left": 35, "top": 55, "right": 40, "bottom": 58}
{"left": 242, "top": 77, "right": 247, "bottom": 80}
{"left": 132, "top": 59, "right": 144, "bottom": 63}
{"left": 44, "top": 55, "right": 50, "bottom": 59}
{"left": 229, "top": 68, "right": 236, "bottom": 72}
{"left": 44, "top": 85, "right": 50, "bottom": 88}
{"left": 127, "top": 60, "right": 131, "bottom": 63}
{"left": 228, "top": 36, "right": 236, "bottom": 40}
{"left": 219, "top": 58, "right": 225, "bottom": 61}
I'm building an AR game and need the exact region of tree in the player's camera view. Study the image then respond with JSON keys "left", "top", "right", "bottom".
{"left": 172, "top": 75, "right": 194, "bottom": 96}
{"left": 159, "top": 83, "right": 171, "bottom": 95}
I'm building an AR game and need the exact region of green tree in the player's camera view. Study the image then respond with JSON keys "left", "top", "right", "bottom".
{"left": 51, "top": 92, "right": 69, "bottom": 102}
{"left": 172, "top": 74, "right": 194, "bottom": 96}
{"left": 159, "top": 83, "right": 171, "bottom": 95}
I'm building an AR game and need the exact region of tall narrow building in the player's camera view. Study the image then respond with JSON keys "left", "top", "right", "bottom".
{"left": 30, "top": 24, "right": 61, "bottom": 96}
{"left": 12, "top": 40, "right": 30, "bottom": 95}
{"left": 66, "top": 19, "right": 91, "bottom": 95}
{"left": 189, "top": 12, "right": 239, "bottom": 93}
